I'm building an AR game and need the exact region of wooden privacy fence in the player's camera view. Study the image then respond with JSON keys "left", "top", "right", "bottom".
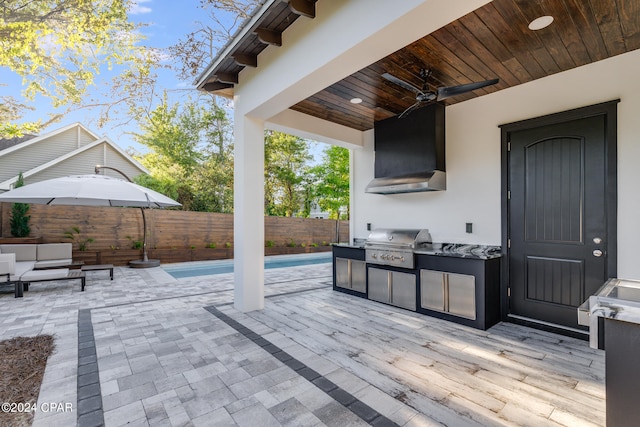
{"left": 0, "top": 203, "right": 349, "bottom": 265}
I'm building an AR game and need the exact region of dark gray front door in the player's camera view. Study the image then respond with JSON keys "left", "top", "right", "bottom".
{"left": 508, "top": 115, "right": 608, "bottom": 329}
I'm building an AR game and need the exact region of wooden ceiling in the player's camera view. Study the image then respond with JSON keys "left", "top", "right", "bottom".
{"left": 201, "top": 0, "right": 640, "bottom": 131}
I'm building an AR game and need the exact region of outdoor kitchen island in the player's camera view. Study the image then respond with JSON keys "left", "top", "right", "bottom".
{"left": 333, "top": 231, "right": 501, "bottom": 330}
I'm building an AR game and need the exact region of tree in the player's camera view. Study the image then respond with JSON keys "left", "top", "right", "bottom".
{"left": 264, "top": 131, "right": 311, "bottom": 217}
{"left": 132, "top": 94, "right": 234, "bottom": 212}
{"left": 310, "top": 145, "right": 350, "bottom": 219}
{"left": 169, "top": 0, "right": 259, "bottom": 81}
{"left": 0, "top": 0, "right": 158, "bottom": 137}
{"left": 10, "top": 172, "right": 30, "bottom": 237}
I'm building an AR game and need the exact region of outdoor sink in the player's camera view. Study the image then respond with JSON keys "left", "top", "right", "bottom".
{"left": 578, "top": 278, "right": 640, "bottom": 348}
{"left": 606, "top": 279, "right": 640, "bottom": 303}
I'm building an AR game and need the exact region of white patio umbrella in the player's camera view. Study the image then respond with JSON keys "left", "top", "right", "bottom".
{"left": 0, "top": 173, "right": 181, "bottom": 268}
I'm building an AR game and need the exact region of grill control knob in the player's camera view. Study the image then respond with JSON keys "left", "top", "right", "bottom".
{"left": 400, "top": 257, "right": 405, "bottom": 262}
{"left": 372, "top": 253, "right": 377, "bottom": 259}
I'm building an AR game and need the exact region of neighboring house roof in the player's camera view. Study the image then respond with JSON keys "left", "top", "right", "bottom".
{"left": 0, "top": 134, "right": 37, "bottom": 151}
{"left": 0, "top": 123, "right": 148, "bottom": 191}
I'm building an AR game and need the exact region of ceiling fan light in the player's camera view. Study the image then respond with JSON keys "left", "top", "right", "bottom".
{"left": 528, "top": 16, "right": 554, "bottom": 31}
{"left": 350, "top": 97, "right": 363, "bottom": 104}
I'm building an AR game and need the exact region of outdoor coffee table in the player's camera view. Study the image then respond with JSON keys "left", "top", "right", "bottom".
{"left": 81, "top": 264, "right": 114, "bottom": 280}
{"left": 34, "top": 261, "right": 84, "bottom": 270}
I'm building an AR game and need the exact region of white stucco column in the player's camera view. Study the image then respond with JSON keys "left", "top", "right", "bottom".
{"left": 233, "top": 114, "right": 265, "bottom": 312}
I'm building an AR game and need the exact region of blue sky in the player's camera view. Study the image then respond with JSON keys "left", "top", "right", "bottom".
{"left": 1, "top": 0, "right": 325, "bottom": 161}
{"left": 1, "top": 0, "right": 215, "bottom": 153}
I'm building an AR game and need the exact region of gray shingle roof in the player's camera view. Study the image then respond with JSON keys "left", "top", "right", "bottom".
{"left": 0, "top": 134, "right": 37, "bottom": 151}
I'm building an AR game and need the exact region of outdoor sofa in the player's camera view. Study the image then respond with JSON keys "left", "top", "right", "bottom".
{"left": 0, "top": 243, "right": 85, "bottom": 297}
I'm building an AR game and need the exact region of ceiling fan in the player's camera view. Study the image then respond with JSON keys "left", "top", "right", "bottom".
{"left": 382, "top": 69, "right": 499, "bottom": 118}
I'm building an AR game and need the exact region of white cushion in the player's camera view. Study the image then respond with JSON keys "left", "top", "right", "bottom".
{"left": 11, "top": 261, "right": 36, "bottom": 281}
{"left": 37, "top": 243, "right": 72, "bottom": 261}
{"left": 34, "top": 259, "right": 73, "bottom": 269}
{"left": 0, "top": 244, "right": 37, "bottom": 262}
{"left": 0, "top": 253, "right": 16, "bottom": 276}
{"left": 20, "top": 268, "right": 70, "bottom": 282}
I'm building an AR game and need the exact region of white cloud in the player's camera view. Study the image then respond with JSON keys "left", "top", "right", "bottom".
{"left": 129, "top": 0, "right": 152, "bottom": 15}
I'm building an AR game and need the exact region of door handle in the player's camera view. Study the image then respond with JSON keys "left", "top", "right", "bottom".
{"left": 593, "top": 249, "right": 603, "bottom": 257}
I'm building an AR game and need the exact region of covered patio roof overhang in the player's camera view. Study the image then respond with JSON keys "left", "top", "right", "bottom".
{"left": 195, "top": 0, "right": 640, "bottom": 312}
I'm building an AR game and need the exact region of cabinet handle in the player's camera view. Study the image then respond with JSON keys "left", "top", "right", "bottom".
{"left": 444, "top": 274, "right": 450, "bottom": 312}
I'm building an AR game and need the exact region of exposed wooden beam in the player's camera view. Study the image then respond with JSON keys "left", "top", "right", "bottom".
{"left": 255, "top": 27, "right": 282, "bottom": 46}
{"left": 287, "top": 0, "right": 315, "bottom": 18}
{"left": 202, "top": 81, "right": 234, "bottom": 92}
{"left": 216, "top": 72, "right": 239, "bottom": 84}
{"left": 233, "top": 53, "right": 258, "bottom": 67}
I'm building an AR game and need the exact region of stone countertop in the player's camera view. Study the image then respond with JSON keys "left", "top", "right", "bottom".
{"left": 333, "top": 243, "right": 502, "bottom": 260}
{"left": 415, "top": 244, "right": 502, "bottom": 260}
{"left": 332, "top": 243, "right": 364, "bottom": 249}
{"left": 584, "top": 278, "right": 640, "bottom": 348}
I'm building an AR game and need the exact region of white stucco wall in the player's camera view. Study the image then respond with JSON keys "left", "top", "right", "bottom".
{"left": 352, "top": 49, "right": 640, "bottom": 278}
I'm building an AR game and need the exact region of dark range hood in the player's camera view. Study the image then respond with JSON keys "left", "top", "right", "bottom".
{"left": 366, "top": 103, "right": 445, "bottom": 194}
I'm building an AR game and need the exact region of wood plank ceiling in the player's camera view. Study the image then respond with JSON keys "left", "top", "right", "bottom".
{"left": 201, "top": 0, "right": 640, "bottom": 131}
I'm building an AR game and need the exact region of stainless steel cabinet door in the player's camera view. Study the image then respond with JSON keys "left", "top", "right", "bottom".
{"left": 447, "top": 272, "right": 476, "bottom": 320}
{"left": 420, "top": 269, "right": 445, "bottom": 311}
{"left": 391, "top": 271, "right": 417, "bottom": 310}
{"left": 420, "top": 269, "right": 476, "bottom": 319}
{"left": 351, "top": 260, "right": 367, "bottom": 293}
{"left": 335, "top": 258, "right": 350, "bottom": 289}
{"left": 368, "top": 267, "right": 391, "bottom": 303}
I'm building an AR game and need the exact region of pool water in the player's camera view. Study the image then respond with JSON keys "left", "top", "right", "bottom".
{"left": 163, "top": 252, "right": 332, "bottom": 279}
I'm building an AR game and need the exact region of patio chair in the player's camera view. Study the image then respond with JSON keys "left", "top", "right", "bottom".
{"left": 0, "top": 253, "right": 85, "bottom": 298}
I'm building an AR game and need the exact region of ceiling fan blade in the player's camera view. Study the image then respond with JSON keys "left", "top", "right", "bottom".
{"left": 382, "top": 73, "right": 424, "bottom": 96}
{"left": 436, "top": 78, "right": 499, "bottom": 100}
{"left": 398, "top": 101, "right": 423, "bottom": 119}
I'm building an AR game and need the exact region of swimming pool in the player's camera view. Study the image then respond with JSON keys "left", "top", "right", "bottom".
{"left": 163, "top": 252, "right": 332, "bottom": 279}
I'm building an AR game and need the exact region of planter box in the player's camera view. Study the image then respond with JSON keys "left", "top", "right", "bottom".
{"left": 101, "top": 250, "right": 144, "bottom": 266}
{"left": 149, "top": 248, "right": 190, "bottom": 264}
{"left": 0, "top": 237, "right": 43, "bottom": 244}
{"left": 265, "top": 246, "right": 331, "bottom": 256}
{"left": 71, "top": 245, "right": 331, "bottom": 267}
{"left": 189, "top": 248, "right": 233, "bottom": 261}
{"left": 72, "top": 251, "right": 99, "bottom": 265}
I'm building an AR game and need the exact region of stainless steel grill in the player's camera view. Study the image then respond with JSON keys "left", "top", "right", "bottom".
{"left": 365, "top": 228, "right": 433, "bottom": 269}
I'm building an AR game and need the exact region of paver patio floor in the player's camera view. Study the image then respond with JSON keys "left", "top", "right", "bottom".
{"left": 0, "top": 260, "right": 604, "bottom": 426}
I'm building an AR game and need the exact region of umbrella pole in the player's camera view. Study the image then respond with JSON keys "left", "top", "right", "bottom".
{"left": 95, "top": 165, "right": 160, "bottom": 268}
{"left": 141, "top": 207, "right": 149, "bottom": 262}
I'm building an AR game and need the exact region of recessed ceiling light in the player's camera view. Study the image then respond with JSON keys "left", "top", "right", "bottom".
{"left": 528, "top": 15, "right": 554, "bottom": 31}
{"left": 350, "top": 97, "right": 363, "bottom": 104}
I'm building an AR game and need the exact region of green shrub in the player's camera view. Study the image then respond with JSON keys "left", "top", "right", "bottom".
{"left": 206, "top": 242, "right": 217, "bottom": 249}
{"left": 64, "top": 226, "right": 94, "bottom": 251}
{"left": 265, "top": 240, "right": 275, "bottom": 247}
{"left": 10, "top": 173, "right": 30, "bottom": 237}
{"left": 126, "top": 235, "right": 143, "bottom": 250}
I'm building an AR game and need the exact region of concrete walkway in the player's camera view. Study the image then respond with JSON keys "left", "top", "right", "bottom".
{"left": 0, "top": 261, "right": 605, "bottom": 426}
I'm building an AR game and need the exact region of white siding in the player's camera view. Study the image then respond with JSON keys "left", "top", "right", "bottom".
{"left": 79, "top": 128, "right": 97, "bottom": 147}
{"left": 25, "top": 147, "right": 104, "bottom": 185}
{"left": 0, "top": 127, "right": 96, "bottom": 183}
{"left": 103, "top": 146, "right": 145, "bottom": 180}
